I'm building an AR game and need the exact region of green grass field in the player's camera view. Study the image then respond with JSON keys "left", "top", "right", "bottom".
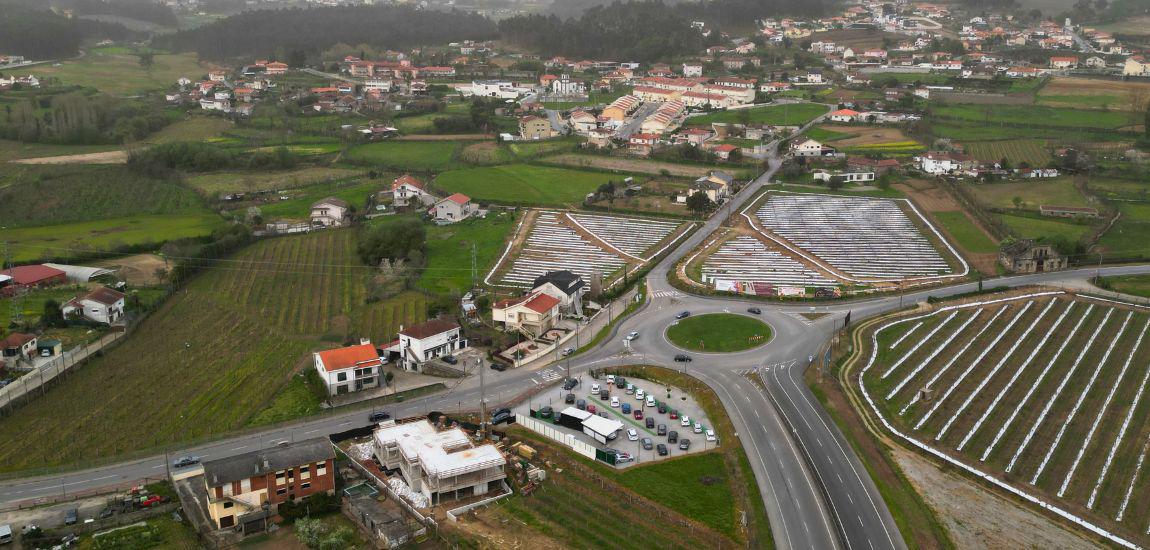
{"left": 964, "top": 140, "right": 1052, "bottom": 167}
{"left": 345, "top": 140, "right": 462, "bottom": 170}
{"left": 933, "top": 211, "right": 998, "bottom": 254}
{"left": 420, "top": 213, "right": 517, "bottom": 294}
{"left": 1083, "top": 178, "right": 1150, "bottom": 201}
{"left": 1000, "top": 213, "right": 1093, "bottom": 243}
{"left": 390, "top": 103, "right": 470, "bottom": 134}
{"left": 3, "top": 213, "right": 225, "bottom": 263}
{"left": 805, "top": 126, "right": 858, "bottom": 142}
{"left": 687, "top": 103, "right": 828, "bottom": 127}
{"left": 666, "top": 313, "right": 772, "bottom": 352}
{"left": 26, "top": 51, "right": 206, "bottom": 95}
{"left": 0, "top": 139, "right": 123, "bottom": 162}
{"left": 1097, "top": 275, "right": 1150, "bottom": 298}
{"left": 1098, "top": 203, "right": 1150, "bottom": 257}
{"left": 933, "top": 104, "right": 1132, "bottom": 130}
{"left": 185, "top": 167, "right": 365, "bottom": 196}
{"left": 141, "top": 118, "right": 233, "bottom": 145}
{"left": 253, "top": 179, "right": 382, "bottom": 220}
{"left": 968, "top": 178, "right": 1090, "bottom": 210}
{"left": 433, "top": 164, "right": 622, "bottom": 206}
{"left": 615, "top": 452, "right": 737, "bottom": 536}
{"left": 0, "top": 231, "right": 428, "bottom": 471}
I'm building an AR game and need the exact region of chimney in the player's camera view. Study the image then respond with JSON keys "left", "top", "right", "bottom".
{"left": 359, "top": 337, "right": 371, "bottom": 346}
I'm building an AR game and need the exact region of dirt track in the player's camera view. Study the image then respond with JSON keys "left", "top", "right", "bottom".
{"left": 11, "top": 150, "right": 128, "bottom": 164}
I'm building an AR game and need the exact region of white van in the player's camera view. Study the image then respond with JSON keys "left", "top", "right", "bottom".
{"left": 0, "top": 524, "right": 11, "bottom": 545}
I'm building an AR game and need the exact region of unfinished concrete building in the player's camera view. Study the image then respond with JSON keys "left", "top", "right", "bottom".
{"left": 372, "top": 420, "right": 507, "bottom": 504}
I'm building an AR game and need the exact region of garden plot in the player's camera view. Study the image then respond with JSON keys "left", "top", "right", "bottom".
{"left": 861, "top": 292, "right": 1150, "bottom": 548}
{"left": 700, "top": 236, "right": 837, "bottom": 289}
{"left": 749, "top": 192, "right": 963, "bottom": 282}
{"left": 491, "top": 211, "right": 686, "bottom": 288}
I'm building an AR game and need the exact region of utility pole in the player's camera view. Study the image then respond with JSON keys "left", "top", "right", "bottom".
{"left": 471, "top": 243, "right": 477, "bottom": 290}
{"left": 478, "top": 357, "right": 487, "bottom": 440}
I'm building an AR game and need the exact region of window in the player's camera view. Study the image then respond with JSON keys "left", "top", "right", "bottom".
{"left": 336, "top": 372, "right": 347, "bottom": 382}
{"left": 299, "top": 465, "right": 309, "bottom": 474}
{"left": 276, "top": 488, "right": 287, "bottom": 495}
{"left": 301, "top": 482, "right": 311, "bottom": 490}
{"left": 223, "top": 502, "right": 233, "bottom": 509}
{"left": 316, "top": 463, "right": 327, "bottom": 476}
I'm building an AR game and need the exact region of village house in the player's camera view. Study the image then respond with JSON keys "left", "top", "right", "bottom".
{"left": 531, "top": 271, "right": 586, "bottom": 316}
{"left": 310, "top": 198, "right": 351, "bottom": 228}
{"left": 790, "top": 138, "right": 832, "bottom": 157}
{"left": 197, "top": 438, "right": 336, "bottom": 535}
{"left": 394, "top": 319, "right": 467, "bottom": 372}
{"left": 492, "top": 291, "right": 561, "bottom": 336}
{"left": 265, "top": 62, "right": 288, "bottom": 76}
{"left": 1039, "top": 205, "right": 1100, "bottom": 219}
{"left": 567, "top": 109, "right": 598, "bottom": 134}
{"left": 688, "top": 171, "right": 734, "bottom": 203}
{"left": 1048, "top": 56, "right": 1079, "bottom": 69}
{"left": 828, "top": 108, "right": 861, "bottom": 122}
{"left": 813, "top": 169, "right": 876, "bottom": 185}
{"left": 313, "top": 341, "right": 383, "bottom": 396}
{"left": 601, "top": 95, "right": 640, "bottom": 121}
{"left": 1124, "top": 57, "right": 1150, "bottom": 77}
{"left": 999, "top": 240, "right": 1068, "bottom": 273}
{"left": 430, "top": 193, "right": 477, "bottom": 224}
{"left": 372, "top": 420, "right": 507, "bottom": 504}
{"left": 61, "top": 287, "right": 125, "bottom": 325}
{"left": 391, "top": 175, "right": 432, "bottom": 208}
{"left": 519, "top": 115, "right": 556, "bottom": 140}
{"left": 915, "top": 151, "right": 977, "bottom": 175}
{"left": 0, "top": 333, "right": 36, "bottom": 367}
{"left": 628, "top": 133, "right": 661, "bottom": 155}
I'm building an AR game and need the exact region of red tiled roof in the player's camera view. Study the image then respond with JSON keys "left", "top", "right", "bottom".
{"left": 831, "top": 109, "right": 860, "bottom": 116}
{"left": 400, "top": 318, "right": 459, "bottom": 340}
{"left": 714, "top": 144, "right": 739, "bottom": 152}
{"left": 393, "top": 174, "right": 425, "bottom": 191}
{"left": 523, "top": 293, "right": 560, "bottom": 314}
{"left": 1, "top": 265, "right": 65, "bottom": 285}
{"left": 445, "top": 193, "right": 470, "bottom": 205}
{"left": 316, "top": 343, "right": 381, "bottom": 372}
{"left": 0, "top": 332, "right": 35, "bottom": 349}
{"left": 83, "top": 287, "right": 125, "bottom": 306}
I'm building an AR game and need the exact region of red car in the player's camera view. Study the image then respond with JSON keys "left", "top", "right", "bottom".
{"left": 633, "top": 409, "right": 643, "bottom": 420}
{"left": 587, "top": 404, "right": 597, "bottom": 414}
{"left": 669, "top": 409, "right": 679, "bottom": 419}
{"left": 140, "top": 495, "right": 162, "bottom": 508}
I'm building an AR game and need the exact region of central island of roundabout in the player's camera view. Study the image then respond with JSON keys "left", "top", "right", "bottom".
{"left": 666, "top": 313, "right": 773, "bottom": 352}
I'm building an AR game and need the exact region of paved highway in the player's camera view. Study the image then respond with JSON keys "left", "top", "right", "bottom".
{"left": 4, "top": 101, "right": 1149, "bottom": 549}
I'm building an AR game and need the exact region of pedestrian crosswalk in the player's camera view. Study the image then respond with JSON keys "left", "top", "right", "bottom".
{"left": 651, "top": 290, "right": 684, "bottom": 300}
{"left": 539, "top": 368, "right": 563, "bottom": 382}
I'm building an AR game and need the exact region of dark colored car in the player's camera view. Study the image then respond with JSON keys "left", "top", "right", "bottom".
{"left": 668, "top": 430, "right": 678, "bottom": 443}
{"left": 565, "top": 393, "right": 575, "bottom": 404}
{"left": 656, "top": 444, "right": 668, "bottom": 456}
{"left": 576, "top": 399, "right": 587, "bottom": 410}
{"left": 674, "top": 354, "right": 693, "bottom": 362}
{"left": 491, "top": 412, "right": 512, "bottom": 425}
{"left": 599, "top": 389, "right": 610, "bottom": 400}
{"left": 657, "top": 424, "right": 667, "bottom": 436}
{"left": 645, "top": 417, "right": 655, "bottom": 429}
{"left": 368, "top": 411, "right": 392, "bottom": 423}
{"left": 634, "top": 409, "right": 644, "bottom": 420}
{"left": 490, "top": 362, "right": 507, "bottom": 372}
{"left": 615, "top": 377, "right": 626, "bottom": 389}
{"left": 65, "top": 508, "right": 78, "bottom": 525}
{"left": 442, "top": 355, "right": 458, "bottom": 365}
{"left": 622, "top": 403, "right": 632, "bottom": 414}
{"left": 563, "top": 378, "right": 579, "bottom": 390}
{"left": 492, "top": 407, "right": 511, "bottom": 418}
{"left": 747, "top": 307, "right": 762, "bottom": 314}
{"left": 539, "top": 406, "right": 553, "bottom": 419}
{"left": 641, "top": 438, "right": 653, "bottom": 451}
{"left": 679, "top": 439, "right": 691, "bottom": 451}
{"left": 675, "top": 311, "right": 691, "bottom": 319}
{"left": 598, "top": 411, "right": 609, "bottom": 418}
{"left": 172, "top": 455, "right": 200, "bottom": 468}
{"left": 657, "top": 403, "right": 667, "bottom": 414}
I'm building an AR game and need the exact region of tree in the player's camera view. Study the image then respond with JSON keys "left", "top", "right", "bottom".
{"left": 685, "top": 191, "right": 714, "bottom": 214}
{"left": 357, "top": 218, "right": 427, "bottom": 266}
{"left": 295, "top": 518, "right": 327, "bottom": 548}
{"left": 137, "top": 52, "right": 155, "bottom": 72}
{"left": 1012, "top": 196, "right": 1024, "bottom": 209}
{"left": 41, "top": 300, "right": 67, "bottom": 328}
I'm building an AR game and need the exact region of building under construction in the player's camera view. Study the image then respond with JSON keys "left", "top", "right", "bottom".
{"left": 371, "top": 419, "right": 507, "bottom": 504}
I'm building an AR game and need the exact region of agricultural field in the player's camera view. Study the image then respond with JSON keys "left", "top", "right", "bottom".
{"left": 345, "top": 140, "right": 464, "bottom": 171}
{"left": 434, "top": 164, "right": 624, "bottom": 206}
{"left": 968, "top": 178, "right": 1091, "bottom": 211}
{"left": 1083, "top": 177, "right": 1150, "bottom": 202}
{"left": 542, "top": 154, "right": 717, "bottom": 177}
{"left": 25, "top": 51, "right": 208, "bottom": 95}
{"left": 185, "top": 166, "right": 365, "bottom": 196}
{"left": 2, "top": 213, "right": 225, "bottom": 263}
{"left": 140, "top": 117, "right": 234, "bottom": 145}
{"left": 686, "top": 102, "right": 828, "bottom": 127}
{"left": 1097, "top": 203, "right": 1150, "bottom": 259}
{"left": 932, "top": 104, "right": 1133, "bottom": 130}
{"left": 389, "top": 102, "right": 471, "bottom": 134}
{"left": 0, "top": 230, "right": 428, "bottom": 471}
{"left": 861, "top": 292, "right": 1150, "bottom": 547}
{"left": 416, "top": 212, "right": 518, "bottom": 295}
{"left": 999, "top": 213, "right": 1094, "bottom": 244}
{"left": 0, "top": 139, "right": 124, "bottom": 162}
{"left": 804, "top": 126, "right": 858, "bottom": 142}
{"left": 1038, "top": 77, "right": 1150, "bottom": 112}
{"left": 964, "top": 140, "right": 1053, "bottom": 167}
{"left": 245, "top": 179, "right": 383, "bottom": 221}
{"left": 1098, "top": 274, "right": 1150, "bottom": 299}
{"left": 809, "top": 125, "right": 924, "bottom": 155}
{"left": 932, "top": 211, "right": 999, "bottom": 255}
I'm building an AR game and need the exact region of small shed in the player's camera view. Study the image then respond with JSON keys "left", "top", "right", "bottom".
{"left": 36, "top": 339, "right": 63, "bottom": 358}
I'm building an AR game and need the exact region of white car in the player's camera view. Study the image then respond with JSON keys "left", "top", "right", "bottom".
{"left": 607, "top": 374, "right": 616, "bottom": 384}
{"left": 591, "top": 383, "right": 600, "bottom": 394}
{"left": 693, "top": 422, "right": 703, "bottom": 434}
{"left": 645, "top": 395, "right": 655, "bottom": 408}
{"left": 706, "top": 429, "right": 716, "bottom": 442}
{"left": 635, "top": 389, "right": 645, "bottom": 400}
{"left": 627, "top": 429, "right": 639, "bottom": 441}
{"left": 611, "top": 396, "right": 620, "bottom": 408}
{"left": 626, "top": 331, "right": 639, "bottom": 341}
{"left": 680, "top": 415, "right": 691, "bottom": 427}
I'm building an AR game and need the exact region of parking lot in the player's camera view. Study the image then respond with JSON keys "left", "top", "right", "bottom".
{"left": 513, "top": 374, "right": 719, "bottom": 467}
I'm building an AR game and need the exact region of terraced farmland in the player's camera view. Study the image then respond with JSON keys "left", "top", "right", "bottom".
{"left": 861, "top": 292, "right": 1150, "bottom": 547}
{"left": 0, "top": 230, "right": 426, "bottom": 471}
{"left": 490, "top": 210, "right": 690, "bottom": 288}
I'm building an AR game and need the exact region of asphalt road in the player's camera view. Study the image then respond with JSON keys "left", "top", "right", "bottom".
{"left": 4, "top": 102, "right": 1149, "bottom": 549}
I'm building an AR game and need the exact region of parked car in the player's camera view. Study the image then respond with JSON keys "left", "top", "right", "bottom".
{"left": 591, "top": 383, "right": 600, "bottom": 394}
{"left": 368, "top": 411, "right": 392, "bottom": 423}
{"left": 645, "top": 396, "right": 655, "bottom": 408}
{"left": 615, "top": 377, "right": 626, "bottom": 389}
{"left": 641, "top": 438, "right": 653, "bottom": 450}
{"left": 674, "top": 354, "right": 692, "bottom": 362}
{"left": 680, "top": 415, "right": 691, "bottom": 427}
{"left": 576, "top": 399, "right": 587, "bottom": 410}
{"left": 490, "top": 362, "right": 507, "bottom": 372}
{"left": 492, "top": 407, "right": 511, "bottom": 418}
{"left": 747, "top": 307, "right": 762, "bottom": 314}
{"left": 706, "top": 429, "right": 717, "bottom": 442}
{"left": 599, "top": 389, "right": 610, "bottom": 400}
{"left": 668, "top": 430, "right": 679, "bottom": 443}
{"left": 657, "top": 424, "right": 667, "bottom": 436}
{"left": 693, "top": 422, "right": 704, "bottom": 434}
{"left": 658, "top": 403, "right": 667, "bottom": 414}
{"left": 598, "top": 411, "right": 610, "bottom": 418}
{"left": 626, "top": 331, "right": 639, "bottom": 341}
{"left": 172, "top": 455, "right": 200, "bottom": 468}
{"left": 563, "top": 378, "right": 579, "bottom": 390}
{"left": 626, "top": 384, "right": 635, "bottom": 395}
{"left": 614, "top": 451, "right": 634, "bottom": 463}
{"left": 633, "top": 409, "right": 644, "bottom": 420}
{"left": 606, "top": 374, "right": 616, "bottom": 384}
{"left": 645, "top": 417, "right": 655, "bottom": 429}
{"left": 636, "top": 389, "right": 645, "bottom": 400}
{"left": 442, "top": 355, "right": 457, "bottom": 365}
{"left": 611, "top": 396, "right": 620, "bottom": 408}
{"left": 669, "top": 409, "right": 679, "bottom": 419}
{"left": 491, "top": 412, "right": 512, "bottom": 425}
{"left": 627, "top": 429, "right": 639, "bottom": 441}
{"left": 64, "top": 509, "right": 78, "bottom": 526}
{"left": 587, "top": 404, "right": 597, "bottom": 414}
{"left": 565, "top": 393, "right": 576, "bottom": 404}
{"left": 622, "top": 403, "right": 632, "bottom": 414}
{"left": 675, "top": 311, "right": 691, "bottom": 319}
{"left": 656, "top": 444, "right": 668, "bottom": 456}
{"left": 560, "top": 347, "right": 575, "bottom": 356}
{"left": 539, "top": 406, "right": 554, "bottom": 419}
{"left": 679, "top": 439, "right": 691, "bottom": 451}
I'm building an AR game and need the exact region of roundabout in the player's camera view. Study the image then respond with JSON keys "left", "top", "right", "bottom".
{"left": 665, "top": 313, "right": 773, "bottom": 353}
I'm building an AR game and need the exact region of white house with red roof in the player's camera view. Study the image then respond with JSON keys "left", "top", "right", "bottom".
{"left": 313, "top": 341, "right": 383, "bottom": 396}
{"left": 430, "top": 193, "right": 476, "bottom": 223}
{"left": 62, "top": 287, "right": 125, "bottom": 325}
{"left": 393, "top": 319, "right": 466, "bottom": 372}
{"left": 391, "top": 174, "right": 432, "bottom": 207}
{"left": 829, "top": 108, "right": 861, "bottom": 122}
{"left": 492, "top": 291, "right": 562, "bottom": 336}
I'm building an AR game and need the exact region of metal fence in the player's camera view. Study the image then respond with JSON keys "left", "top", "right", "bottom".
{"left": 515, "top": 414, "right": 597, "bottom": 460}
{"left": 0, "top": 331, "right": 124, "bottom": 412}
